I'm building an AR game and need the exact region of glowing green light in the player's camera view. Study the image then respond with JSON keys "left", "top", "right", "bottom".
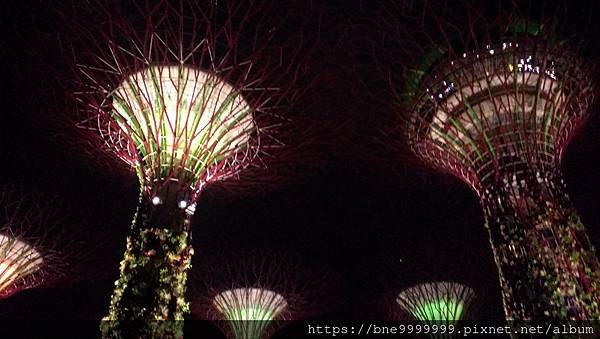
{"left": 397, "top": 282, "right": 474, "bottom": 325}
{"left": 213, "top": 288, "right": 288, "bottom": 339}
{"left": 411, "top": 298, "right": 465, "bottom": 322}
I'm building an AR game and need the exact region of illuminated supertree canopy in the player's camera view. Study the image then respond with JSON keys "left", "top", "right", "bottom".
{"left": 0, "top": 186, "right": 74, "bottom": 301}
{"left": 212, "top": 287, "right": 288, "bottom": 339}
{"left": 7, "top": 0, "right": 600, "bottom": 334}
{"left": 108, "top": 64, "right": 254, "bottom": 201}
{"left": 376, "top": 0, "right": 600, "bottom": 320}
{"left": 52, "top": 0, "right": 319, "bottom": 336}
{"left": 397, "top": 282, "right": 475, "bottom": 325}
{"left": 213, "top": 288, "right": 288, "bottom": 322}
{"left": 364, "top": 244, "right": 492, "bottom": 338}
{"left": 0, "top": 233, "right": 44, "bottom": 299}
{"left": 189, "top": 249, "right": 341, "bottom": 339}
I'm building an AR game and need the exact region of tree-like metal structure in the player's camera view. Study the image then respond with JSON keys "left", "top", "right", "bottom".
{"left": 59, "top": 0, "right": 313, "bottom": 336}
{"left": 367, "top": 243, "right": 493, "bottom": 338}
{"left": 377, "top": 1, "right": 600, "bottom": 320}
{"left": 0, "top": 233, "right": 46, "bottom": 299}
{"left": 189, "top": 249, "right": 340, "bottom": 339}
{"left": 396, "top": 282, "right": 475, "bottom": 338}
{"left": 0, "top": 186, "right": 66, "bottom": 300}
{"left": 212, "top": 287, "right": 288, "bottom": 339}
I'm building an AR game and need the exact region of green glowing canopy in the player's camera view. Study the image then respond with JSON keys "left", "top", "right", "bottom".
{"left": 411, "top": 298, "right": 465, "bottom": 322}
{"left": 213, "top": 288, "right": 288, "bottom": 339}
{"left": 396, "top": 282, "right": 475, "bottom": 325}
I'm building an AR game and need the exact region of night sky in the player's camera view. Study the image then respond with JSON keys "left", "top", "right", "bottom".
{"left": 1, "top": 1, "right": 600, "bottom": 338}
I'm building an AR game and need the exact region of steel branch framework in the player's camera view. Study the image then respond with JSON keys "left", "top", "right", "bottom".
{"left": 63, "top": 0, "right": 305, "bottom": 336}
{"left": 106, "top": 64, "right": 255, "bottom": 205}
{"left": 0, "top": 233, "right": 44, "bottom": 298}
{"left": 397, "top": 282, "right": 475, "bottom": 338}
{"left": 213, "top": 287, "right": 288, "bottom": 339}
{"left": 0, "top": 187, "right": 66, "bottom": 300}
{"left": 404, "top": 32, "right": 600, "bottom": 319}
{"left": 190, "top": 249, "right": 340, "bottom": 339}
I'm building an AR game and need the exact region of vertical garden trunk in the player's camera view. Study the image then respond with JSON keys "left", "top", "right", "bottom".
{"left": 481, "top": 171, "right": 600, "bottom": 320}
{"left": 102, "top": 183, "right": 195, "bottom": 339}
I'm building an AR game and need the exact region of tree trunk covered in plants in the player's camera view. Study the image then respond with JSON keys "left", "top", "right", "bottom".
{"left": 482, "top": 171, "right": 600, "bottom": 321}
{"left": 101, "top": 189, "right": 194, "bottom": 339}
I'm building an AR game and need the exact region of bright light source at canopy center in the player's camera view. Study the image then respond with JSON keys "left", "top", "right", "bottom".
{"left": 0, "top": 233, "right": 44, "bottom": 295}
{"left": 110, "top": 65, "right": 255, "bottom": 187}
{"left": 396, "top": 282, "right": 474, "bottom": 323}
{"left": 213, "top": 287, "right": 288, "bottom": 321}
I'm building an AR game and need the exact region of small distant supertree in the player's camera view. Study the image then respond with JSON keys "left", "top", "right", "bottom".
{"left": 0, "top": 186, "right": 65, "bottom": 300}
{"left": 370, "top": 244, "right": 492, "bottom": 338}
{"left": 0, "top": 233, "right": 45, "bottom": 299}
{"left": 212, "top": 287, "right": 288, "bottom": 339}
{"left": 189, "top": 249, "right": 340, "bottom": 339}
{"left": 375, "top": 0, "right": 600, "bottom": 320}
{"left": 396, "top": 282, "right": 475, "bottom": 338}
{"left": 56, "top": 0, "right": 313, "bottom": 336}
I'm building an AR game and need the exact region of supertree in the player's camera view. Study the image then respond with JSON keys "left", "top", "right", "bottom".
{"left": 188, "top": 248, "right": 341, "bottom": 339}
{"left": 361, "top": 239, "right": 493, "bottom": 338}
{"left": 0, "top": 185, "right": 72, "bottom": 301}
{"left": 211, "top": 287, "right": 288, "bottom": 339}
{"left": 53, "top": 0, "right": 321, "bottom": 336}
{"left": 0, "top": 231, "right": 48, "bottom": 300}
{"left": 374, "top": 0, "right": 600, "bottom": 320}
{"left": 397, "top": 282, "right": 475, "bottom": 324}
{"left": 396, "top": 282, "right": 475, "bottom": 338}
{"left": 0, "top": 185, "right": 117, "bottom": 329}
{"left": 1, "top": 233, "right": 38, "bottom": 292}
{"left": 387, "top": 251, "right": 481, "bottom": 329}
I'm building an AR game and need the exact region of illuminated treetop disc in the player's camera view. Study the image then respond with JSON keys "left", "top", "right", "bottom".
{"left": 213, "top": 287, "right": 288, "bottom": 321}
{"left": 396, "top": 282, "right": 474, "bottom": 323}
{"left": 109, "top": 65, "right": 255, "bottom": 193}
{"left": 0, "top": 233, "right": 44, "bottom": 296}
{"left": 405, "top": 40, "right": 592, "bottom": 190}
